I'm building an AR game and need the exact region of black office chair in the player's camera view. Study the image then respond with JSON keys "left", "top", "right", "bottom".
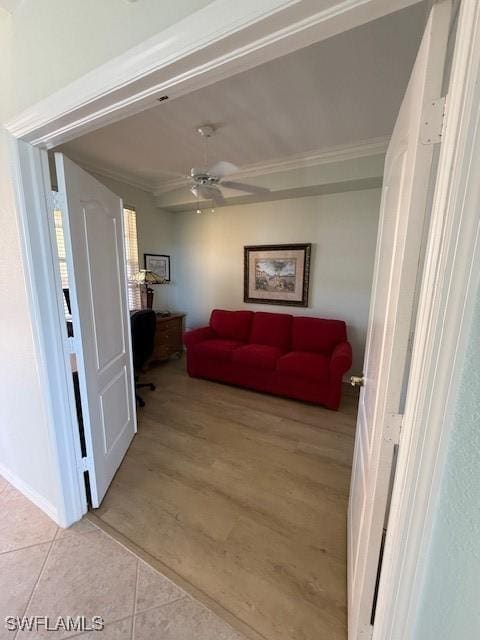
{"left": 63, "top": 288, "right": 74, "bottom": 337}
{"left": 130, "top": 309, "right": 157, "bottom": 407}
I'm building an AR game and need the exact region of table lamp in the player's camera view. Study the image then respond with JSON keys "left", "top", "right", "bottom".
{"left": 131, "top": 269, "right": 166, "bottom": 309}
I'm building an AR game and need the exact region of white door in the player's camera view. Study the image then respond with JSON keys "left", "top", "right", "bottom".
{"left": 55, "top": 153, "right": 137, "bottom": 507}
{"left": 347, "top": 2, "right": 450, "bottom": 638}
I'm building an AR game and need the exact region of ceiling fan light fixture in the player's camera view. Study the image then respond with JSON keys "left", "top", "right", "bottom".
{"left": 169, "top": 125, "right": 270, "bottom": 207}
{"left": 196, "top": 124, "right": 215, "bottom": 138}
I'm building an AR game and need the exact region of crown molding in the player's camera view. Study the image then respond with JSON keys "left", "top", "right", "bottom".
{"left": 5, "top": 0, "right": 418, "bottom": 149}
{"left": 154, "top": 175, "right": 192, "bottom": 194}
{"left": 74, "top": 159, "right": 157, "bottom": 193}
{"left": 153, "top": 136, "right": 389, "bottom": 196}
{"left": 69, "top": 136, "right": 388, "bottom": 197}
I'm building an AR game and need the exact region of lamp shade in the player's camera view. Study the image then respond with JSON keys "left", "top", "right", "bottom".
{"left": 131, "top": 269, "right": 166, "bottom": 285}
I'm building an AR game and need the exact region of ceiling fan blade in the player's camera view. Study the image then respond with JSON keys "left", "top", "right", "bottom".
{"left": 220, "top": 180, "right": 270, "bottom": 195}
{"left": 158, "top": 179, "right": 192, "bottom": 194}
{"left": 209, "top": 188, "right": 226, "bottom": 205}
{"left": 211, "top": 194, "right": 225, "bottom": 206}
{"left": 208, "top": 161, "right": 239, "bottom": 178}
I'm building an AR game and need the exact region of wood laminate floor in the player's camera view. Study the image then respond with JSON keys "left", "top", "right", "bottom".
{"left": 93, "top": 358, "right": 358, "bottom": 640}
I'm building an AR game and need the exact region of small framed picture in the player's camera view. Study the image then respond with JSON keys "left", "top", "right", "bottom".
{"left": 244, "top": 243, "right": 311, "bottom": 307}
{"left": 144, "top": 253, "right": 171, "bottom": 281}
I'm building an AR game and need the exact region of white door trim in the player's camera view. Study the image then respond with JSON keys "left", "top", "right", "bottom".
{"left": 5, "top": 1, "right": 480, "bottom": 631}
{"left": 5, "top": 0, "right": 420, "bottom": 149}
{"left": 373, "top": 1, "right": 480, "bottom": 637}
{"left": 11, "top": 138, "right": 87, "bottom": 527}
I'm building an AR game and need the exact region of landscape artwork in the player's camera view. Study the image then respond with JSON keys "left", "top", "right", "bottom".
{"left": 244, "top": 244, "right": 311, "bottom": 306}
{"left": 255, "top": 258, "right": 297, "bottom": 292}
{"left": 144, "top": 253, "right": 171, "bottom": 281}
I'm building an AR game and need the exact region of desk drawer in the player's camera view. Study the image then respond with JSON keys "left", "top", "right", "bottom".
{"left": 156, "top": 319, "right": 176, "bottom": 332}
{"left": 151, "top": 314, "right": 184, "bottom": 362}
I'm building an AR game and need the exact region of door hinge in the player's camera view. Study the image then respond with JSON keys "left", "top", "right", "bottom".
{"left": 80, "top": 457, "right": 89, "bottom": 472}
{"left": 384, "top": 413, "right": 403, "bottom": 445}
{"left": 420, "top": 96, "right": 447, "bottom": 144}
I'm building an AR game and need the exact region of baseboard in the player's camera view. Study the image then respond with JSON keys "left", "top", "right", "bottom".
{"left": 0, "top": 462, "right": 59, "bottom": 523}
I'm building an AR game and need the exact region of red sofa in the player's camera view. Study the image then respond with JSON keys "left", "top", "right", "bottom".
{"left": 183, "top": 309, "right": 352, "bottom": 410}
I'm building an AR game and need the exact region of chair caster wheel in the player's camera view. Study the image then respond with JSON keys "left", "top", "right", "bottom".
{"left": 149, "top": 384, "right": 156, "bottom": 391}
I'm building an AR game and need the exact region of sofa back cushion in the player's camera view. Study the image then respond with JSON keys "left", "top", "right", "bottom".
{"left": 210, "top": 309, "right": 253, "bottom": 342}
{"left": 292, "top": 316, "right": 347, "bottom": 354}
{"left": 249, "top": 312, "right": 292, "bottom": 349}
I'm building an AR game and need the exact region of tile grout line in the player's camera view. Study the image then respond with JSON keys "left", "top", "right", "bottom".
{"left": 13, "top": 526, "right": 60, "bottom": 640}
{"left": 68, "top": 614, "right": 134, "bottom": 639}
{"left": 0, "top": 537, "right": 59, "bottom": 557}
{"left": 131, "top": 558, "right": 140, "bottom": 640}
{"left": 135, "top": 594, "right": 188, "bottom": 617}
{"left": 92, "top": 523, "right": 184, "bottom": 589}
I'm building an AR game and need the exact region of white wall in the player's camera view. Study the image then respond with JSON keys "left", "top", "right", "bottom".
{"left": 0, "top": 10, "right": 59, "bottom": 516}
{"left": 173, "top": 189, "right": 381, "bottom": 373}
{"left": 413, "top": 284, "right": 480, "bottom": 640}
{"left": 93, "top": 175, "right": 177, "bottom": 312}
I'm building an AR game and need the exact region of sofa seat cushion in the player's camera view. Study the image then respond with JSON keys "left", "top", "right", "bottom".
{"left": 277, "top": 351, "right": 330, "bottom": 382}
{"left": 194, "top": 339, "right": 244, "bottom": 362}
{"left": 232, "top": 344, "right": 284, "bottom": 371}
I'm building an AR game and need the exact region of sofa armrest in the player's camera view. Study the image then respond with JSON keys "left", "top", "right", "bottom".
{"left": 183, "top": 326, "right": 215, "bottom": 349}
{"left": 330, "top": 342, "right": 352, "bottom": 380}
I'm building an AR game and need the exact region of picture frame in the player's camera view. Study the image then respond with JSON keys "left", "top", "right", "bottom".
{"left": 144, "top": 253, "right": 171, "bottom": 282}
{"left": 244, "top": 243, "right": 311, "bottom": 307}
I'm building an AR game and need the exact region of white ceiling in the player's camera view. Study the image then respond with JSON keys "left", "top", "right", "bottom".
{"left": 59, "top": 2, "right": 427, "bottom": 193}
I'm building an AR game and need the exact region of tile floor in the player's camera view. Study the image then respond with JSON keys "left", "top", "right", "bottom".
{"left": 0, "top": 477, "right": 245, "bottom": 639}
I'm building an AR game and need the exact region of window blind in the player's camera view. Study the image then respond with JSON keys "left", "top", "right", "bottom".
{"left": 54, "top": 209, "right": 69, "bottom": 288}
{"left": 123, "top": 206, "right": 141, "bottom": 310}
{"left": 53, "top": 209, "right": 71, "bottom": 316}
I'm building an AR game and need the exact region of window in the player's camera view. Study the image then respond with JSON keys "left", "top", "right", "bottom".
{"left": 53, "top": 209, "right": 70, "bottom": 316}
{"left": 123, "top": 206, "right": 141, "bottom": 310}
{"left": 54, "top": 209, "right": 69, "bottom": 289}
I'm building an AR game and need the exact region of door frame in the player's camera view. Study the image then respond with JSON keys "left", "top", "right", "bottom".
{"left": 4, "top": 0, "right": 480, "bottom": 633}
{"left": 373, "top": 1, "right": 480, "bottom": 637}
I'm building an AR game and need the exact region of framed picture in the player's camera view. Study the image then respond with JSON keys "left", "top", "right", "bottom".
{"left": 244, "top": 243, "right": 311, "bottom": 307}
{"left": 144, "top": 253, "right": 171, "bottom": 281}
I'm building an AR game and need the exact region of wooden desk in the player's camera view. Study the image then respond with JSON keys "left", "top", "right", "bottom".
{"left": 151, "top": 313, "right": 185, "bottom": 363}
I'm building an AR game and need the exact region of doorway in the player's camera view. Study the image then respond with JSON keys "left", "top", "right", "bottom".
{"left": 8, "top": 1, "right": 476, "bottom": 640}
{"left": 47, "top": 7, "right": 431, "bottom": 637}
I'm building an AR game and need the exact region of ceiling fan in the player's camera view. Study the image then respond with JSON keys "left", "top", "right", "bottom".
{"left": 168, "top": 125, "right": 270, "bottom": 207}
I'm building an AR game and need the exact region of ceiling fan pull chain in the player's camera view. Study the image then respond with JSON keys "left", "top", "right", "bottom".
{"left": 204, "top": 135, "right": 209, "bottom": 170}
